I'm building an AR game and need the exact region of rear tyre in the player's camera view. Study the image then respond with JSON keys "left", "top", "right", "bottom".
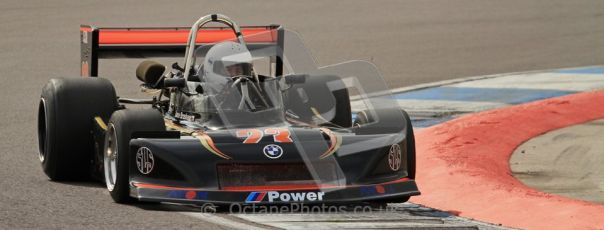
{"left": 104, "top": 109, "right": 165, "bottom": 203}
{"left": 401, "top": 110, "right": 416, "bottom": 180}
{"left": 283, "top": 75, "right": 352, "bottom": 128}
{"left": 355, "top": 109, "right": 415, "bottom": 204}
{"left": 38, "top": 78, "right": 117, "bottom": 181}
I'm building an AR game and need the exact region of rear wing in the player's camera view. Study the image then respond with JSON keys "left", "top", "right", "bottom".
{"left": 80, "top": 25, "right": 284, "bottom": 77}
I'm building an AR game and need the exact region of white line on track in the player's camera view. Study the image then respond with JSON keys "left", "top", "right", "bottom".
{"left": 388, "top": 65, "right": 604, "bottom": 94}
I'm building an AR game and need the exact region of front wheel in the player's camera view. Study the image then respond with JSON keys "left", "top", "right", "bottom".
{"left": 104, "top": 109, "right": 165, "bottom": 203}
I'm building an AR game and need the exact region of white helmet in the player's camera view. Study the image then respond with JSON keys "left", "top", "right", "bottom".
{"left": 201, "top": 41, "right": 269, "bottom": 111}
{"left": 202, "top": 41, "right": 254, "bottom": 92}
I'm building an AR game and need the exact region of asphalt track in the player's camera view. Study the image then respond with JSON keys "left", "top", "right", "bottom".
{"left": 2, "top": 0, "right": 604, "bottom": 229}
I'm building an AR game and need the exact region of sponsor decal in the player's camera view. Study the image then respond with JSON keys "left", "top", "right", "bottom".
{"left": 136, "top": 147, "right": 154, "bottom": 174}
{"left": 360, "top": 185, "right": 387, "bottom": 196}
{"left": 359, "top": 187, "right": 376, "bottom": 196}
{"left": 245, "top": 192, "right": 267, "bottom": 203}
{"left": 246, "top": 191, "right": 325, "bottom": 203}
{"left": 167, "top": 190, "right": 208, "bottom": 200}
{"left": 388, "top": 144, "right": 402, "bottom": 171}
{"left": 81, "top": 61, "right": 89, "bottom": 77}
{"left": 263, "top": 144, "right": 284, "bottom": 159}
{"left": 236, "top": 128, "right": 293, "bottom": 144}
{"left": 375, "top": 185, "right": 386, "bottom": 194}
{"left": 82, "top": 31, "right": 88, "bottom": 44}
{"left": 175, "top": 111, "right": 196, "bottom": 121}
{"left": 185, "top": 191, "right": 197, "bottom": 200}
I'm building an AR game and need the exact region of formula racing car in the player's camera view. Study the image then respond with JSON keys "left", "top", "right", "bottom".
{"left": 37, "top": 14, "right": 419, "bottom": 205}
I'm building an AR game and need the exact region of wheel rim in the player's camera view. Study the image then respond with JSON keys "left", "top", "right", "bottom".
{"left": 37, "top": 98, "right": 47, "bottom": 163}
{"left": 104, "top": 124, "right": 118, "bottom": 192}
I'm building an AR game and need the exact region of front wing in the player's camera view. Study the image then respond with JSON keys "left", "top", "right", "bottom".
{"left": 131, "top": 178, "right": 419, "bottom": 205}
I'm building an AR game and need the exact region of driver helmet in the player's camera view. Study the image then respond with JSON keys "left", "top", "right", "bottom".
{"left": 203, "top": 41, "right": 254, "bottom": 88}
{"left": 201, "top": 41, "right": 269, "bottom": 111}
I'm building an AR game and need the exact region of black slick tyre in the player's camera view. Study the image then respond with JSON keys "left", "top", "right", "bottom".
{"left": 354, "top": 109, "right": 415, "bottom": 203}
{"left": 38, "top": 77, "right": 117, "bottom": 181}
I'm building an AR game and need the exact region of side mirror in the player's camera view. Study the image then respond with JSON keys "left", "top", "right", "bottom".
{"left": 136, "top": 60, "right": 166, "bottom": 85}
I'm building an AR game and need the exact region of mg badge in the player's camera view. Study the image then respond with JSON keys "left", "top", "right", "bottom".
{"left": 263, "top": 144, "right": 284, "bottom": 159}
{"left": 388, "top": 144, "right": 402, "bottom": 171}
{"left": 136, "top": 147, "right": 154, "bottom": 174}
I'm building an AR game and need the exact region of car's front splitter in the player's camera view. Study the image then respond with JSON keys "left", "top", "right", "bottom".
{"left": 130, "top": 178, "right": 419, "bottom": 205}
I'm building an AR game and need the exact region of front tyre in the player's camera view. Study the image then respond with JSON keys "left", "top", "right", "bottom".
{"left": 104, "top": 109, "right": 165, "bottom": 203}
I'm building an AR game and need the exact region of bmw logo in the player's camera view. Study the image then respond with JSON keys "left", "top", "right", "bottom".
{"left": 263, "top": 144, "right": 284, "bottom": 159}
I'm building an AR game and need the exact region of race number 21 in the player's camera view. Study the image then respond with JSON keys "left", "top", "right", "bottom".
{"left": 236, "top": 128, "right": 293, "bottom": 144}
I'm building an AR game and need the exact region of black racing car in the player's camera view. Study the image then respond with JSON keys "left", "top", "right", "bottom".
{"left": 37, "top": 14, "right": 419, "bottom": 205}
